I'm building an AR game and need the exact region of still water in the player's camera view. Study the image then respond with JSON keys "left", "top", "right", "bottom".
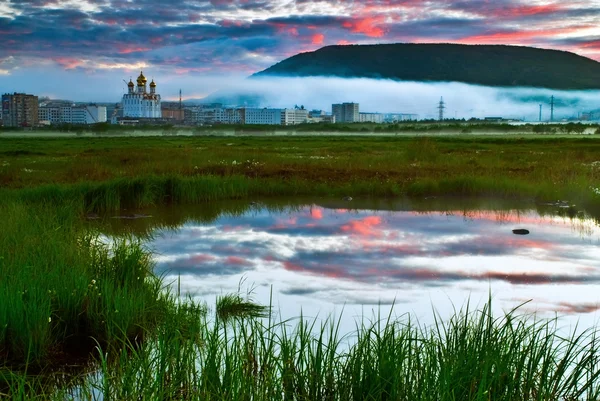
{"left": 103, "top": 197, "right": 600, "bottom": 331}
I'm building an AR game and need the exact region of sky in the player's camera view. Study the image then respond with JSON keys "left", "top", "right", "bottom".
{"left": 1, "top": 0, "right": 600, "bottom": 106}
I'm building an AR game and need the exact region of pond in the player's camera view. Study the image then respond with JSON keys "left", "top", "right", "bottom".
{"left": 99, "top": 197, "right": 600, "bottom": 333}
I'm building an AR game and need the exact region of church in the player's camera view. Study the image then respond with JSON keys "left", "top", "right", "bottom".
{"left": 122, "top": 71, "right": 161, "bottom": 118}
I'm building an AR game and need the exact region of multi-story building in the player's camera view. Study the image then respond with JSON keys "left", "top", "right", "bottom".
{"left": 38, "top": 105, "right": 62, "bottom": 125}
{"left": 384, "top": 113, "right": 419, "bottom": 122}
{"left": 161, "top": 103, "right": 184, "bottom": 121}
{"left": 241, "top": 108, "right": 282, "bottom": 125}
{"left": 332, "top": 102, "right": 359, "bottom": 123}
{"left": 307, "top": 110, "right": 335, "bottom": 123}
{"left": 359, "top": 112, "right": 385, "bottom": 123}
{"left": 2, "top": 93, "right": 39, "bottom": 127}
{"left": 184, "top": 106, "right": 307, "bottom": 126}
{"left": 71, "top": 105, "right": 107, "bottom": 124}
{"left": 122, "top": 71, "right": 161, "bottom": 118}
{"left": 39, "top": 103, "right": 106, "bottom": 125}
{"left": 184, "top": 106, "right": 203, "bottom": 125}
{"left": 282, "top": 108, "right": 309, "bottom": 125}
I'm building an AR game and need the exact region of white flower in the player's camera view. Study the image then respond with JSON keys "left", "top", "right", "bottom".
{"left": 48, "top": 317, "right": 52, "bottom": 323}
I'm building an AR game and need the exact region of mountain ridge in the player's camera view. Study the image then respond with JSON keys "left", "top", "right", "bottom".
{"left": 253, "top": 43, "right": 600, "bottom": 90}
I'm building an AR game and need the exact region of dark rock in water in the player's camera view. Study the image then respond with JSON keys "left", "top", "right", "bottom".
{"left": 343, "top": 196, "right": 353, "bottom": 201}
{"left": 512, "top": 229, "right": 530, "bottom": 235}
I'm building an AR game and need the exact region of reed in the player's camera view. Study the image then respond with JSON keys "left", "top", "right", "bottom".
{"left": 9, "top": 297, "right": 600, "bottom": 400}
{"left": 0, "top": 201, "right": 169, "bottom": 369}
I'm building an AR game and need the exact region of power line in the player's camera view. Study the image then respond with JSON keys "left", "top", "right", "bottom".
{"left": 437, "top": 97, "right": 445, "bottom": 121}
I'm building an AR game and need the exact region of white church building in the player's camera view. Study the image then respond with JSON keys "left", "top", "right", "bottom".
{"left": 122, "top": 71, "right": 161, "bottom": 118}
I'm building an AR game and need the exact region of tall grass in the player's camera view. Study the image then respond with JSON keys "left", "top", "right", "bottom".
{"left": 0, "top": 201, "right": 169, "bottom": 369}
{"left": 9, "top": 297, "right": 600, "bottom": 400}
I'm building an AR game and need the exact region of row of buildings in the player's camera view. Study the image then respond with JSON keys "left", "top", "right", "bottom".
{"left": 180, "top": 105, "right": 313, "bottom": 126}
{"left": 333, "top": 102, "right": 417, "bottom": 123}
{"left": 1, "top": 72, "right": 417, "bottom": 127}
{"left": 1, "top": 93, "right": 108, "bottom": 127}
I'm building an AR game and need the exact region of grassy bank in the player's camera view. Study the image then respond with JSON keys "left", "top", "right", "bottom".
{"left": 1, "top": 134, "right": 600, "bottom": 398}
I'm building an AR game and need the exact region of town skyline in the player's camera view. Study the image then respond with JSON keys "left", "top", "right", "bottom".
{"left": 1, "top": 0, "right": 600, "bottom": 100}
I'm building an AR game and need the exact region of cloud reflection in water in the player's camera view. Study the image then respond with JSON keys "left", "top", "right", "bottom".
{"left": 150, "top": 205, "right": 600, "bottom": 326}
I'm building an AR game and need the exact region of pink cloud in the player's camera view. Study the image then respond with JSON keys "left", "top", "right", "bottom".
{"left": 117, "top": 46, "right": 151, "bottom": 54}
{"left": 343, "top": 16, "right": 386, "bottom": 37}
{"left": 311, "top": 33, "right": 325, "bottom": 45}
{"left": 457, "top": 26, "right": 592, "bottom": 45}
{"left": 225, "top": 256, "right": 252, "bottom": 266}
{"left": 341, "top": 216, "right": 383, "bottom": 237}
{"left": 53, "top": 57, "right": 84, "bottom": 69}
{"left": 310, "top": 209, "right": 323, "bottom": 220}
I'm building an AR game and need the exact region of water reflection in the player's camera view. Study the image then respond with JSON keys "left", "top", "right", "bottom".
{"left": 97, "top": 198, "right": 600, "bottom": 330}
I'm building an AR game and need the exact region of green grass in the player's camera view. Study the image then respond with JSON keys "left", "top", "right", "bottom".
{"left": 0, "top": 135, "right": 599, "bottom": 217}
{"left": 0, "top": 201, "right": 170, "bottom": 369}
{"left": 7, "top": 298, "right": 600, "bottom": 400}
{"left": 1, "top": 134, "right": 600, "bottom": 399}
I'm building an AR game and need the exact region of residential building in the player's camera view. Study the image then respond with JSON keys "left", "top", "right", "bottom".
{"left": 241, "top": 108, "right": 282, "bottom": 125}
{"left": 38, "top": 105, "right": 62, "bottom": 125}
{"left": 39, "top": 103, "right": 106, "bottom": 125}
{"left": 332, "top": 102, "right": 359, "bottom": 123}
{"left": 122, "top": 71, "right": 161, "bottom": 118}
{"left": 184, "top": 106, "right": 203, "bottom": 125}
{"left": 359, "top": 112, "right": 385, "bottom": 123}
{"left": 71, "top": 105, "right": 107, "bottom": 124}
{"left": 2, "top": 93, "right": 39, "bottom": 127}
{"left": 282, "top": 108, "right": 309, "bottom": 125}
{"left": 184, "top": 106, "right": 307, "bottom": 126}
{"left": 161, "top": 103, "right": 184, "bottom": 121}
{"left": 308, "top": 110, "right": 335, "bottom": 123}
{"left": 384, "top": 113, "right": 419, "bottom": 122}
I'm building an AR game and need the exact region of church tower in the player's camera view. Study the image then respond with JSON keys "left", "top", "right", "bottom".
{"left": 122, "top": 71, "right": 161, "bottom": 119}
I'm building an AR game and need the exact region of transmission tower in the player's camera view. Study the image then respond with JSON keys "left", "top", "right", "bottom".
{"left": 437, "top": 97, "right": 445, "bottom": 121}
{"left": 539, "top": 104, "right": 542, "bottom": 122}
{"left": 550, "top": 95, "right": 555, "bottom": 122}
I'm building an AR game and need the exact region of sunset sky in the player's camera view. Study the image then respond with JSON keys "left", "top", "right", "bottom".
{"left": 1, "top": 0, "right": 600, "bottom": 101}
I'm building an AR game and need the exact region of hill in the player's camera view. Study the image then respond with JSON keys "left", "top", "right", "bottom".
{"left": 253, "top": 44, "right": 600, "bottom": 90}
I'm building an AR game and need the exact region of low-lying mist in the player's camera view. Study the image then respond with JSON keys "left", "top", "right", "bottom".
{"left": 9, "top": 65, "right": 598, "bottom": 121}
{"left": 189, "top": 76, "right": 600, "bottom": 121}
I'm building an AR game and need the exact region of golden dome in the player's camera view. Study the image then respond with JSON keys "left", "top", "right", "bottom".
{"left": 136, "top": 71, "right": 147, "bottom": 85}
{"left": 149, "top": 79, "right": 156, "bottom": 88}
{"left": 127, "top": 79, "right": 134, "bottom": 87}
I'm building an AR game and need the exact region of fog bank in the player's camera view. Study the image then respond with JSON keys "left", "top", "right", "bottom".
{"left": 201, "top": 76, "right": 600, "bottom": 121}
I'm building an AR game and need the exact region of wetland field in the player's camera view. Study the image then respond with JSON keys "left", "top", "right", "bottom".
{"left": 2, "top": 133, "right": 600, "bottom": 400}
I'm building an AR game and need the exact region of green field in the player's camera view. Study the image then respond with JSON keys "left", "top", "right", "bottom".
{"left": 2, "top": 134, "right": 600, "bottom": 399}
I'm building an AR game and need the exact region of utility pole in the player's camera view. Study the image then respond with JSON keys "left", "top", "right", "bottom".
{"left": 550, "top": 95, "right": 554, "bottom": 122}
{"left": 437, "top": 97, "right": 445, "bottom": 121}
{"left": 179, "top": 89, "right": 183, "bottom": 121}
{"left": 539, "top": 104, "right": 542, "bottom": 122}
